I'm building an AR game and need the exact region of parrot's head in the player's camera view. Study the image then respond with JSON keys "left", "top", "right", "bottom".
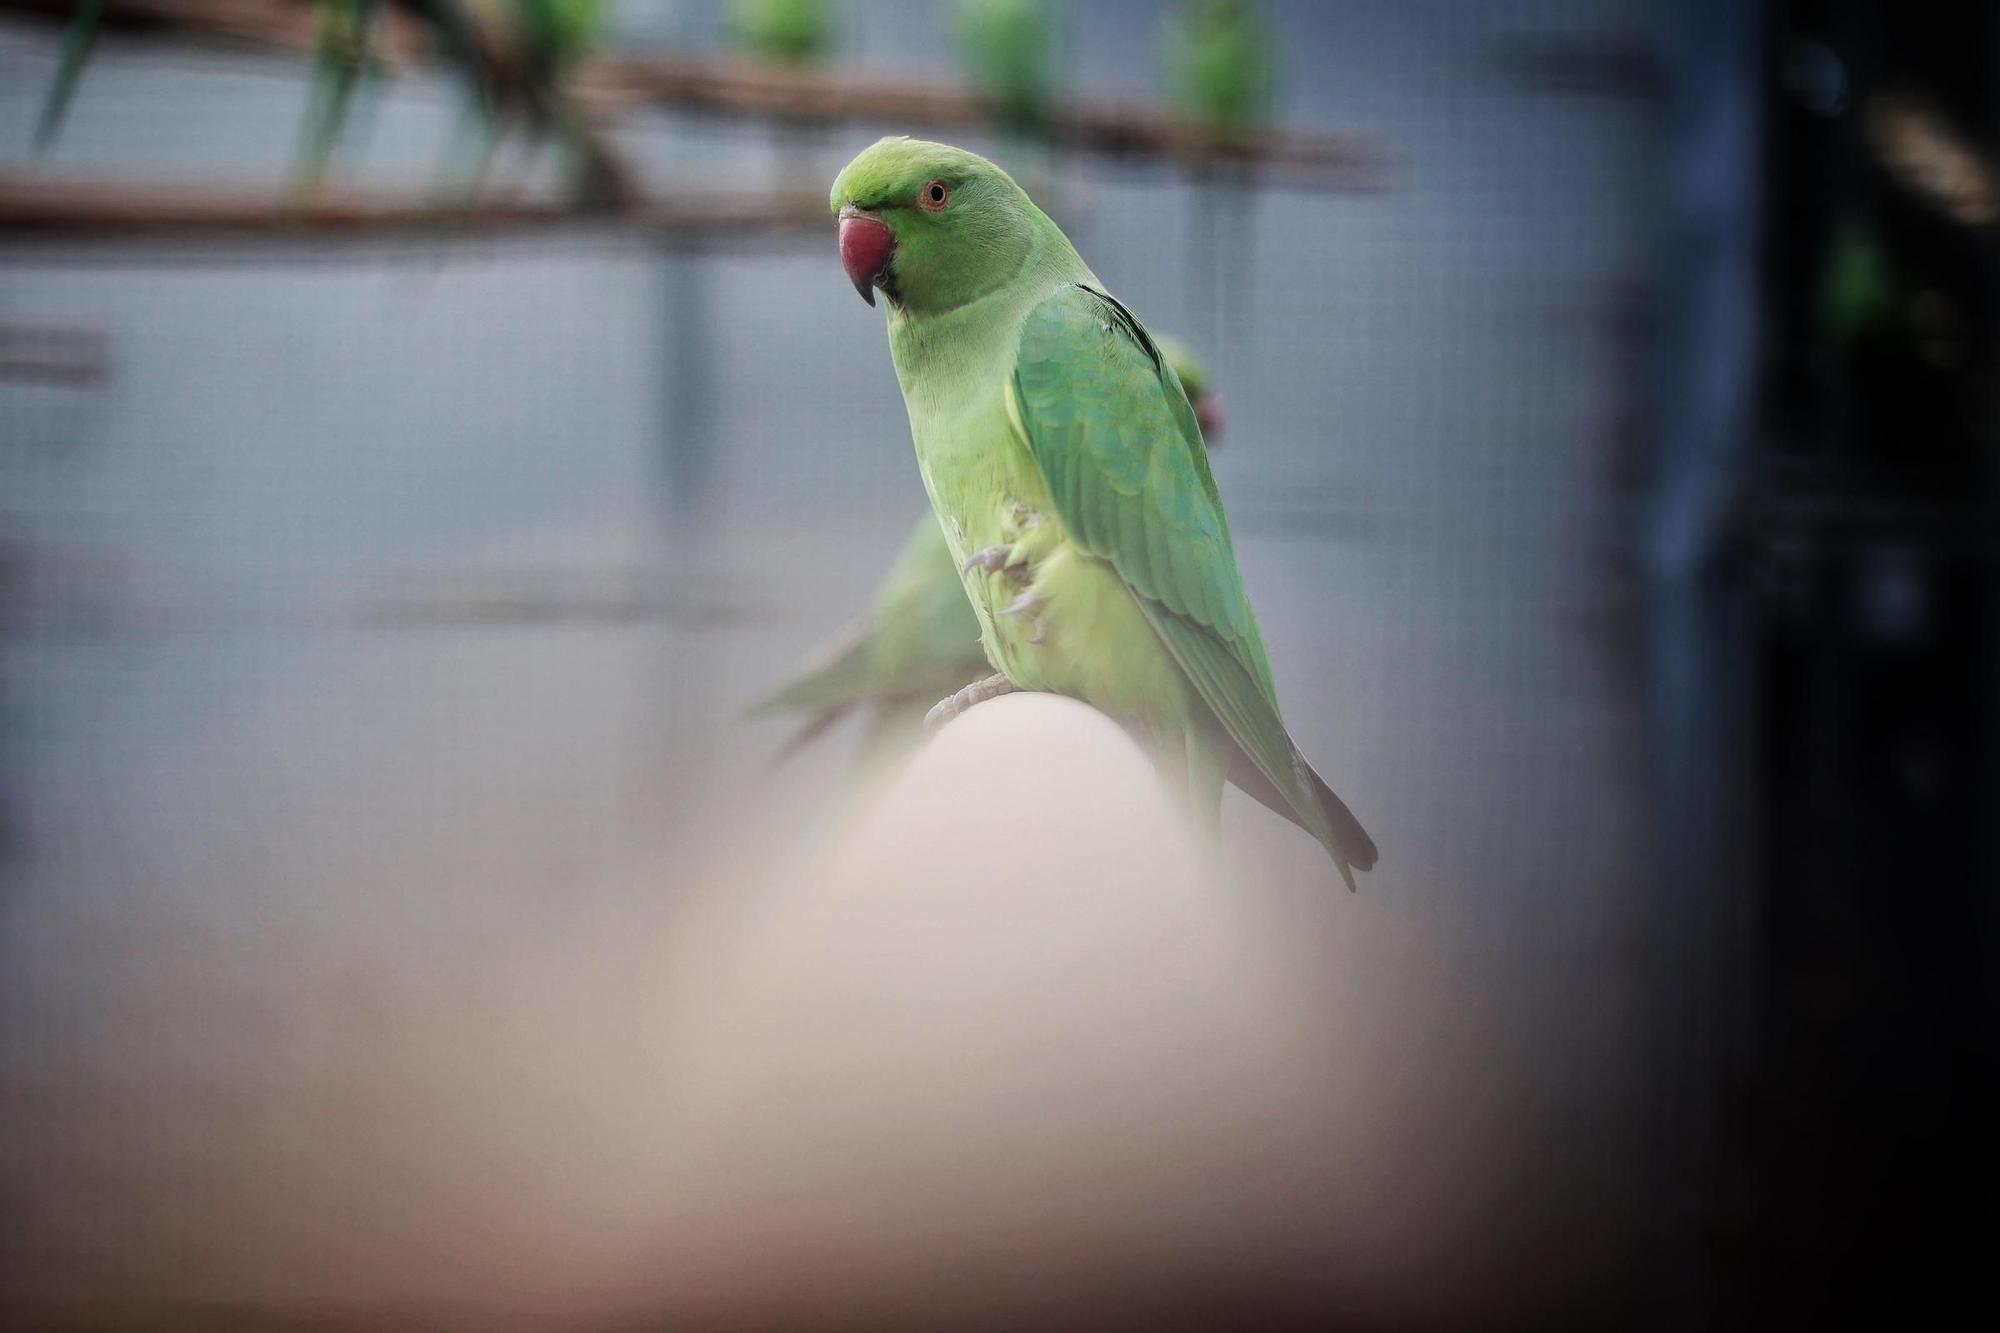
{"left": 829, "top": 137, "right": 1040, "bottom": 315}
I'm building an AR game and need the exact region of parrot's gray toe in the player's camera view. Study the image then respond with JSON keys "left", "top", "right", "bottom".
{"left": 924, "top": 673, "right": 1018, "bottom": 733}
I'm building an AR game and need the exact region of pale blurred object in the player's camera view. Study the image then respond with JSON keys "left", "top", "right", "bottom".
{"left": 650, "top": 691, "right": 1337, "bottom": 1325}
{"left": 1867, "top": 92, "right": 2000, "bottom": 227}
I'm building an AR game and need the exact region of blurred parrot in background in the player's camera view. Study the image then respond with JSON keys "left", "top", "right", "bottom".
{"left": 296, "top": 0, "right": 500, "bottom": 189}
{"left": 34, "top": 0, "right": 621, "bottom": 200}
{"left": 1160, "top": 0, "right": 1280, "bottom": 136}
{"left": 950, "top": 0, "right": 1058, "bottom": 133}
{"left": 459, "top": 0, "right": 625, "bottom": 204}
{"left": 510, "top": 0, "right": 604, "bottom": 69}
{"left": 825, "top": 137, "right": 1374, "bottom": 887}
{"left": 1158, "top": 1, "right": 1278, "bottom": 383}
{"left": 750, "top": 337, "right": 1225, "bottom": 760}
{"left": 728, "top": 0, "right": 838, "bottom": 66}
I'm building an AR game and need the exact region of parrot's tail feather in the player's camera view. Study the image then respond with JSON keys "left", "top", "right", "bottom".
{"left": 1308, "top": 762, "right": 1378, "bottom": 884}
{"left": 743, "top": 623, "right": 877, "bottom": 721}
{"left": 1227, "top": 746, "right": 1377, "bottom": 891}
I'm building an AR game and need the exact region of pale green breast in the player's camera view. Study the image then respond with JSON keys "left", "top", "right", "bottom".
{"left": 905, "top": 374, "right": 1048, "bottom": 664}
{"left": 902, "top": 365, "right": 1193, "bottom": 739}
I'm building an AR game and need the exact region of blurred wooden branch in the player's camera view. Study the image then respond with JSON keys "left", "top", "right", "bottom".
{"left": 2, "top": 0, "right": 1393, "bottom": 192}
{"left": 4, "top": 0, "right": 423, "bottom": 61}
{"left": 9, "top": 0, "right": 647, "bottom": 208}
{"left": 577, "top": 54, "right": 1391, "bottom": 191}
{"left": 0, "top": 173, "right": 829, "bottom": 244}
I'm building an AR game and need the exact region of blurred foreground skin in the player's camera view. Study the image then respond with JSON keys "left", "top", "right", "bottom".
{"left": 652, "top": 693, "right": 1340, "bottom": 1328}
{"left": 830, "top": 137, "right": 1375, "bottom": 887}
{"left": 747, "top": 340, "right": 1224, "bottom": 763}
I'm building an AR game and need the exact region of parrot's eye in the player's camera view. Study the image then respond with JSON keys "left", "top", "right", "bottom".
{"left": 918, "top": 179, "right": 950, "bottom": 212}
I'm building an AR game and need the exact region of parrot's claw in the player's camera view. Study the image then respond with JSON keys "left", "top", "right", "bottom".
{"left": 1001, "top": 591, "right": 1045, "bottom": 618}
{"left": 1000, "top": 591, "right": 1050, "bottom": 644}
{"left": 963, "top": 545, "right": 1027, "bottom": 579}
{"left": 924, "top": 674, "right": 1018, "bottom": 733}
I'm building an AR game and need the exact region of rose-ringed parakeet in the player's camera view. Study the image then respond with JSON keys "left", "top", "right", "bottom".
{"left": 828, "top": 137, "right": 1375, "bottom": 887}
{"left": 750, "top": 340, "right": 1225, "bottom": 760}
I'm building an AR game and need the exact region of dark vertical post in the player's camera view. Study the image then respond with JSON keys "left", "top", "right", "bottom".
{"left": 1644, "top": 0, "right": 1766, "bottom": 1326}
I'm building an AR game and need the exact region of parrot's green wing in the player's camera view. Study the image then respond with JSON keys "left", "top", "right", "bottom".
{"left": 1007, "top": 282, "right": 1375, "bottom": 886}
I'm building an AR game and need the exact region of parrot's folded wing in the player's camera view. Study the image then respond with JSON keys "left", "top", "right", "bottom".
{"left": 1007, "top": 283, "right": 1375, "bottom": 886}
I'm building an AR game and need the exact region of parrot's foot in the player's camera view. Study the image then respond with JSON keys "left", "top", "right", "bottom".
{"left": 924, "top": 674, "right": 1018, "bottom": 733}
{"left": 963, "top": 545, "right": 1029, "bottom": 580}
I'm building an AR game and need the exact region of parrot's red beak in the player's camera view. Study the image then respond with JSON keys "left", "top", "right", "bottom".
{"left": 838, "top": 205, "right": 895, "bottom": 307}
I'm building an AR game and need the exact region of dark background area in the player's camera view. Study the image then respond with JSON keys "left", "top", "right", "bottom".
{"left": 1709, "top": 0, "right": 1997, "bottom": 1323}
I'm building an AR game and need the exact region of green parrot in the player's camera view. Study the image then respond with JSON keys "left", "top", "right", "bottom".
{"left": 749, "top": 339, "right": 1225, "bottom": 759}
{"left": 827, "top": 137, "right": 1375, "bottom": 887}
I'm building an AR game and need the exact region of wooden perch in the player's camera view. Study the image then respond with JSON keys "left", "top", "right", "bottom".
{"left": 2, "top": 0, "right": 426, "bottom": 63}
{"left": 8, "top": 0, "right": 646, "bottom": 207}
{"left": 578, "top": 53, "right": 1391, "bottom": 191}
{"left": 2, "top": 0, "right": 1393, "bottom": 191}
{"left": 0, "top": 173, "right": 830, "bottom": 244}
